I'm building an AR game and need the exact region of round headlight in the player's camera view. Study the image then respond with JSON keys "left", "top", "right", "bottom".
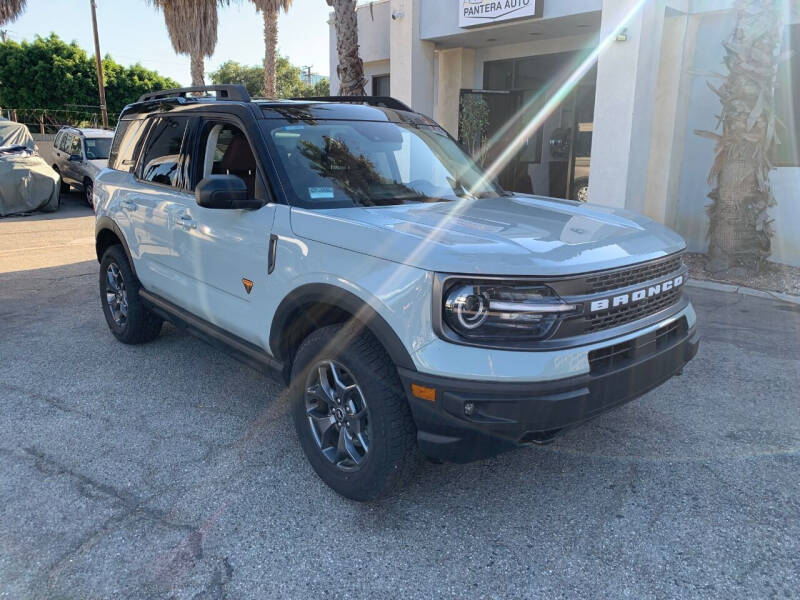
{"left": 445, "top": 285, "right": 489, "bottom": 330}
{"left": 441, "top": 278, "right": 578, "bottom": 344}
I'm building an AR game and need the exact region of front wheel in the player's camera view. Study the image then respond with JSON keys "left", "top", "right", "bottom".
{"left": 99, "top": 245, "right": 163, "bottom": 344}
{"left": 291, "top": 324, "right": 418, "bottom": 501}
{"left": 84, "top": 178, "right": 94, "bottom": 209}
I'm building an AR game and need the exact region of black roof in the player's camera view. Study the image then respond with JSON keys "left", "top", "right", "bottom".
{"left": 122, "top": 85, "right": 432, "bottom": 125}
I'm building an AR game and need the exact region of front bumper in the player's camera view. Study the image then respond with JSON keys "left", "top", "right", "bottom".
{"left": 399, "top": 318, "right": 699, "bottom": 463}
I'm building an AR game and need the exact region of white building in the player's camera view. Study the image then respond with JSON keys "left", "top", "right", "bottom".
{"left": 330, "top": 0, "right": 800, "bottom": 267}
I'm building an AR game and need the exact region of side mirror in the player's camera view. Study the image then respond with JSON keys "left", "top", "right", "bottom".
{"left": 195, "top": 175, "right": 261, "bottom": 210}
{"left": 69, "top": 154, "right": 82, "bottom": 162}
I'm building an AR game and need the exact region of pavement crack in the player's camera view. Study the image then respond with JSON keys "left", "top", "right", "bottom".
{"left": 1, "top": 381, "right": 92, "bottom": 417}
{"left": 19, "top": 446, "right": 199, "bottom": 582}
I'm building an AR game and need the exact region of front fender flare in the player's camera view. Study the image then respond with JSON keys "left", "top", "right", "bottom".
{"left": 269, "top": 283, "right": 416, "bottom": 372}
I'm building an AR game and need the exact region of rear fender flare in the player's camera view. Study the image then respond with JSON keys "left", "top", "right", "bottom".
{"left": 95, "top": 216, "right": 137, "bottom": 278}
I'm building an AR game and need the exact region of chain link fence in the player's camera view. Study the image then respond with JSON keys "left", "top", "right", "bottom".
{"left": 0, "top": 106, "right": 116, "bottom": 136}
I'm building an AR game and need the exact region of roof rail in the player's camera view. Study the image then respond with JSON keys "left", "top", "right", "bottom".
{"left": 294, "top": 96, "right": 414, "bottom": 112}
{"left": 137, "top": 84, "right": 251, "bottom": 104}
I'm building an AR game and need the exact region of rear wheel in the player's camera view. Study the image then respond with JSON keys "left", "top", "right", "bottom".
{"left": 291, "top": 324, "right": 418, "bottom": 501}
{"left": 53, "top": 167, "right": 69, "bottom": 193}
{"left": 99, "top": 245, "right": 163, "bottom": 344}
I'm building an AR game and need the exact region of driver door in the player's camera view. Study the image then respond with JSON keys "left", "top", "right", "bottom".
{"left": 171, "top": 117, "right": 276, "bottom": 347}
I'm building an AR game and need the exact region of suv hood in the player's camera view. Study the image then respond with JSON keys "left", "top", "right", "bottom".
{"left": 290, "top": 195, "right": 686, "bottom": 276}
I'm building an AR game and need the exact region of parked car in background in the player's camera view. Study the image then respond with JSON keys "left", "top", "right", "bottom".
{"left": 52, "top": 127, "right": 114, "bottom": 208}
{"left": 0, "top": 118, "right": 60, "bottom": 217}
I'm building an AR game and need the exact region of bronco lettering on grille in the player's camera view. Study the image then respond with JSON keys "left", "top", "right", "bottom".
{"left": 589, "top": 275, "right": 684, "bottom": 313}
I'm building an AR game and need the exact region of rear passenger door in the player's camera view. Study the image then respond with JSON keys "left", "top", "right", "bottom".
{"left": 64, "top": 133, "right": 84, "bottom": 182}
{"left": 126, "top": 114, "right": 197, "bottom": 306}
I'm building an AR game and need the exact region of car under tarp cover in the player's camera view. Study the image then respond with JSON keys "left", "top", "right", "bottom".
{"left": 0, "top": 119, "right": 60, "bottom": 217}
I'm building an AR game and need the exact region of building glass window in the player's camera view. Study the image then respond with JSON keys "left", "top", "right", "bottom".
{"left": 372, "top": 75, "right": 391, "bottom": 97}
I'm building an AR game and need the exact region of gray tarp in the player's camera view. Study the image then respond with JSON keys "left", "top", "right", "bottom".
{"left": 0, "top": 120, "right": 60, "bottom": 217}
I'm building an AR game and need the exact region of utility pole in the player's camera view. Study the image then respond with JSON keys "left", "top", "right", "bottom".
{"left": 1, "top": 30, "right": 7, "bottom": 43}
{"left": 301, "top": 65, "right": 313, "bottom": 86}
{"left": 89, "top": 0, "right": 108, "bottom": 128}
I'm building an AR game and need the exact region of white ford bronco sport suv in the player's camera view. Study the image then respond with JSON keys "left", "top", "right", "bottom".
{"left": 94, "top": 85, "right": 699, "bottom": 501}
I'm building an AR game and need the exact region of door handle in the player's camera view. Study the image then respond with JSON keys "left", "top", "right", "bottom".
{"left": 120, "top": 199, "right": 136, "bottom": 211}
{"left": 177, "top": 213, "right": 197, "bottom": 229}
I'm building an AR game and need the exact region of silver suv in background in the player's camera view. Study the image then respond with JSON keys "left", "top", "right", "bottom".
{"left": 52, "top": 127, "right": 114, "bottom": 208}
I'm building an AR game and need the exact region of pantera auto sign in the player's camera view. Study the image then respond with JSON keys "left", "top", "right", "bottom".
{"left": 459, "top": 0, "right": 541, "bottom": 29}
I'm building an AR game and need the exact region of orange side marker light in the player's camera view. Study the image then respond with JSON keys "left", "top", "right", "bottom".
{"left": 411, "top": 384, "right": 436, "bottom": 402}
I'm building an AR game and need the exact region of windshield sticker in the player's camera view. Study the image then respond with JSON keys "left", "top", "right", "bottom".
{"left": 309, "top": 187, "right": 334, "bottom": 199}
{"left": 283, "top": 125, "right": 306, "bottom": 131}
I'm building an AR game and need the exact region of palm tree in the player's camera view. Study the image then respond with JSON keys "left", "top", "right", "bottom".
{"left": 327, "top": 0, "right": 365, "bottom": 96}
{"left": 251, "top": 0, "right": 292, "bottom": 98}
{"left": 697, "top": 0, "right": 783, "bottom": 272}
{"left": 0, "top": 0, "right": 27, "bottom": 25}
{"left": 148, "top": 0, "right": 227, "bottom": 87}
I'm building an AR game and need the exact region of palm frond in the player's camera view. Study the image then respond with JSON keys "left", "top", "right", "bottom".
{"left": 0, "top": 0, "right": 27, "bottom": 25}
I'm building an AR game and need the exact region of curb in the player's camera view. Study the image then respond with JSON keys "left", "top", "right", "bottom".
{"left": 686, "top": 278, "right": 800, "bottom": 306}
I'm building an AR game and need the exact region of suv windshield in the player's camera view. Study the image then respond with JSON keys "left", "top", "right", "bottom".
{"left": 262, "top": 120, "right": 504, "bottom": 208}
{"left": 84, "top": 137, "right": 112, "bottom": 160}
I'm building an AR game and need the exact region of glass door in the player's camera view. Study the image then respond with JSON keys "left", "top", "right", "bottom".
{"left": 458, "top": 89, "right": 526, "bottom": 192}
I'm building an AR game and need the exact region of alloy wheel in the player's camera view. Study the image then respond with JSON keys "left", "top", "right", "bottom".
{"left": 304, "top": 360, "right": 371, "bottom": 471}
{"left": 85, "top": 180, "right": 94, "bottom": 208}
{"left": 105, "top": 263, "right": 128, "bottom": 327}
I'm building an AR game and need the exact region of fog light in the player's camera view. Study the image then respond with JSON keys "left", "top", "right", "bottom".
{"left": 464, "top": 402, "right": 476, "bottom": 416}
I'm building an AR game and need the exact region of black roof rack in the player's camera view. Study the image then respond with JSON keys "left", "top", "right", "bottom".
{"left": 137, "top": 84, "right": 251, "bottom": 104}
{"left": 293, "top": 96, "right": 414, "bottom": 112}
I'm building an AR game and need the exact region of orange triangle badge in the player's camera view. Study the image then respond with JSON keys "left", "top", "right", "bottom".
{"left": 242, "top": 278, "right": 254, "bottom": 294}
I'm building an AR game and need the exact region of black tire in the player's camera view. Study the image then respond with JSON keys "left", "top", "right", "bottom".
{"left": 291, "top": 323, "right": 418, "bottom": 501}
{"left": 84, "top": 178, "right": 94, "bottom": 208}
{"left": 53, "top": 167, "right": 69, "bottom": 193}
{"left": 99, "top": 245, "right": 163, "bottom": 344}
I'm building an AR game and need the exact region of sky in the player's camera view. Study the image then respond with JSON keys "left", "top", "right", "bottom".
{"left": 1, "top": 0, "right": 334, "bottom": 86}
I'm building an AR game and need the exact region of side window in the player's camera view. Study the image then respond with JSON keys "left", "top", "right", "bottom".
{"left": 59, "top": 133, "right": 72, "bottom": 153}
{"left": 108, "top": 119, "right": 148, "bottom": 172}
{"left": 197, "top": 122, "right": 260, "bottom": 198}
{"left": 69, "top": 134, "right": 82, "bottom": 157}
{"left": 138, "top": 116, "right": 189, "bottom": 188}
{"left": 54, "top": 132, "right": 63, "bottom": 151}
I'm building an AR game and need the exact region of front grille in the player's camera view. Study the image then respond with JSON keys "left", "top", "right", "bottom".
{"left": 588, "top": 317, "right": 687, "bottom": 374}
{"left": 584, "top": 253, "right": 684, "bottom": 293}
{"left": 584, "top": 285, "right": 683, "bottom": 333}
{"left": 588, "top": 340, "right": 633, "bottom": 374}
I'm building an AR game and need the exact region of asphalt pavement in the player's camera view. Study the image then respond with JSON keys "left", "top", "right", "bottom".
{"left": 1, "top": 193, "right": 798, "bottom": 599}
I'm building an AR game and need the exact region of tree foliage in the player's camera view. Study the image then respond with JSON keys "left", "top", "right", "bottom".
{"left": 147, "top": 0, "right": 228, "bottom": 86}
{"left": 0, "top": 34, "right": 179, "bottom": 117}
{"left": 0, "top": 0, "right": 27, "bottom": 26}
{"left": 210, "top": 58, "right": 329, "bottom": 99}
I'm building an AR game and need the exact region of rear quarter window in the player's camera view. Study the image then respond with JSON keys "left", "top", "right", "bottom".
{"left": 108, "top": 119, "right": 148, "bottom": 172}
